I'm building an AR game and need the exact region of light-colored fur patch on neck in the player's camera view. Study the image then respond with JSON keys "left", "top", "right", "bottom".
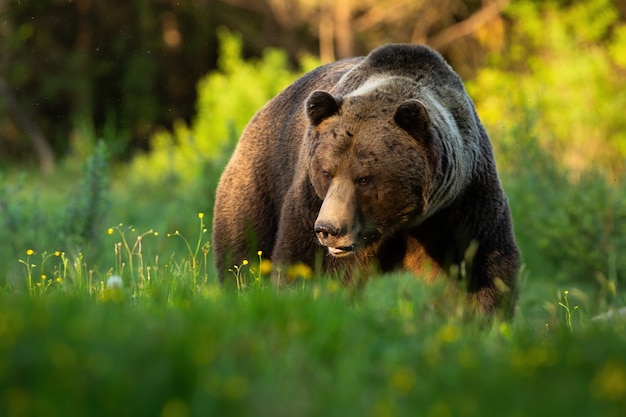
{"left": 345, "top": 76, "right": 417, "bottom": 100}
{"left": 418, "top": 88, "right": 478, "bottom": 217}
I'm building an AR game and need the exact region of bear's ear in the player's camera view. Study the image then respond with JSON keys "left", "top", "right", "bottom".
{"left": 306, "top": 91, "right": 341, "bottom": 126}
{"left": 394, "top": 99, "right": 431, "bottom": 140}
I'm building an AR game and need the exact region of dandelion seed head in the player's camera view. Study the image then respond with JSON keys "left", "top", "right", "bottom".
{"left": 106, "top": 275, "right": 123, "bottom": 289}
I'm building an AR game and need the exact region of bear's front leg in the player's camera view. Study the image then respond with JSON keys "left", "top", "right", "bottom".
{"left": 468, "top": 242, "right": 520, "bottom": 319}
{"left": 270, "top": 181, "right": 323, "bottom": 280}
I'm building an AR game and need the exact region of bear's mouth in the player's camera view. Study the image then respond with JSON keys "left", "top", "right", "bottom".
{"left": 327, "top": 246, "right": 355, "bottom": 257}
{"left": 321, "top": 231, "right": 380, "bottom": 257}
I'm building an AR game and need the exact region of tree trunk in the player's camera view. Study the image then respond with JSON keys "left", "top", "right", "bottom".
{"left": 334, "top": 0, "right": 353, "bottom": 59}
{"left": 0, "top": 76, "right": 55, "bottom": 174}
{"left": 319, "top": 1, "right": 335, "bottom": 63}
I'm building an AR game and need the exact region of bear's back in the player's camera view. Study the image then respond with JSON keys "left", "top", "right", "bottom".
{"left": 327, "top": 44, "right": 464, "bottom": 97}
{"left": 367, "top": 44, "right": 462, "bottom": 86}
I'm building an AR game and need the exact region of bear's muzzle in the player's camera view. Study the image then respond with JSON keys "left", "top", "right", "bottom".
{"left": 314, "top": 176, "right": 360, "bottom": 256}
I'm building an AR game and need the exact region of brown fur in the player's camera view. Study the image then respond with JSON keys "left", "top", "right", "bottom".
{"left": 212, "top": 44, "right": 520, "bottom": 317}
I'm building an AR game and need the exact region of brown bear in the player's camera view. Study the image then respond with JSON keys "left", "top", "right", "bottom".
{"left": 212, "top": 44, "right": 520, "bottom": 316}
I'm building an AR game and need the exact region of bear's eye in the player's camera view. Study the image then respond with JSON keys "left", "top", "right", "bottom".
{"left": 357, "top": 176, "right": 371, "bottom": 186}
{"left": 322, "top": 170, "right": 332, "bottom": 179}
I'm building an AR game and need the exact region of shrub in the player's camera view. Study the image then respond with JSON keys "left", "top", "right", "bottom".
{"left": 468, "top": 0, "right": 626, "bottom": 176}
{"left": 0, "top": 143, "right": 112, "bottom": 288}
{"left": 62, "top": 141, "right": 110, "bottom": 247}
{"left": 501, "top": 134, "right": 626, "bottom": 288}
{"left": 127, "top": 29, "right": 319, "bottom": 186}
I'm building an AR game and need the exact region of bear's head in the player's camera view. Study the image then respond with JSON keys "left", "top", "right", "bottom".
{"left": 304, "top": 83, "right": 445, "bottom": 257}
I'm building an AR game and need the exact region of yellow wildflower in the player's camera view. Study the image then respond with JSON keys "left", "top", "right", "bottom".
{"left": 287, "top": 263, "right": 313, "bottom": 281}
{"left": 26, "top": 249, "right": 34, "bottom": 256}
{"left": 56, "top": 277, "right": 62, "bottom": 283}
{"left": 260, "top": 259, "right": 273, "bottom": 275}
{"left": 242, "top": 259, "right": 249, "bottom": 266}
{"left": 41, "top": 275, "right": 46, "bottom": 281}
{"left": 592, "top": 360, "right": 626, "bottom": 401}
{"left": 54, "top": 251, "right": 61, "bottom": 257}
{"left": 107, "top": 228, "right": 114, "bottom": 235}
{"left": 198, "top": 212, "right": 205, "bottom": 219}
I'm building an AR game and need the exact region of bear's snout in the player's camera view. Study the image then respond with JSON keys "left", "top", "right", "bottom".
{"left": 314, "top": 178, "right": 359, "bottom": 256}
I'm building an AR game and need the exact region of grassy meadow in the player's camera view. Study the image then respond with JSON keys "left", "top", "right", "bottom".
{"left": 3, "top": 21, "right": 626, "bottom": 417}
{"left": 1, "top": 226, "right": 626, "bottom": 417}
{"left": 2, "top": 119, "right": 626, "bottom": 417}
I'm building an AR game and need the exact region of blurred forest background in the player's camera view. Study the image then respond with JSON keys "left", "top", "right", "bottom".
{"left": 1, "top": 0, "right": 518, "bottom": 169}
{"left": 1, "top": 0, "right": 626, "bottom": 293}
{"left": 2, "top": 0, "right": 624, "bottom": 171}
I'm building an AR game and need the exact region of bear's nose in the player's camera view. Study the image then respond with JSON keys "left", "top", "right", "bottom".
{"left": 314, "top": 222, "right": 340, "bottom": 241}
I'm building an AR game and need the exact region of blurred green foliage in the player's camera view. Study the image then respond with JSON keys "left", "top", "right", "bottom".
{"left": 501, "top": 137, "right": 626, "bottom": 288}
{"left": 128, "top": 29, "right": 319, "bottom": 186}
{"left": 0, "top": 143, "right": 111, "bottom": 287}
{"left": 466, "top": 0, "right": 626, "bottom": 287}
{"left": 1, "top": 270, "right": 626, "bottom": 417}
{"left": 469, "top": 0, "right": 626, "bottom": 175}
{"left": 63, "top": 141, "right": 110, "bottom": 247}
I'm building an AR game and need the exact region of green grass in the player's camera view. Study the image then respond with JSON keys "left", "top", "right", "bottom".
{"left": 2, "top": 238, "right": 626, "bottom": 417}
{"left": 1, "top": 149, "right": 626, "bottom": 416}
{"left": 1, "top": 141, "right": 625, "bottom": 417}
